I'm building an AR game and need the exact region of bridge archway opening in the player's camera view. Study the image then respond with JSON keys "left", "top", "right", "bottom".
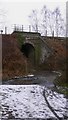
{"left": 21, "top": 43, "right": 35, "bottom": 64}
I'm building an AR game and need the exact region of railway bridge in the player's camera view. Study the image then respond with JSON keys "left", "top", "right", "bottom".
{"left": 12, "top": 31, "right": 52, "bottom": 65}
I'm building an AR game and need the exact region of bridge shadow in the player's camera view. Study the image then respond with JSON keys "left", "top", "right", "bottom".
{"left": 21, "top": 43, "right": 35, "bottom": 65}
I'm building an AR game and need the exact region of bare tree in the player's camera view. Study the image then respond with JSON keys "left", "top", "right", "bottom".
{"left": 42, "top": 7, "right": 66, "bottom": 37}
{"left": 47, "top": 10, "right": 55, "bottom": 36}
{"left": 29, "top": 9, "right": 39, "bottom": 32}
{"left": 29, "top": 6, "right": 65, "bottom": 37}
{"left": 41, "top": 5, "right": 48, "bottom": 36}
{"left": 54, "top": 7, "right": 60, "bottom": 36}
{"left": 52, "top": 7, "right": 65, "bottom": 37}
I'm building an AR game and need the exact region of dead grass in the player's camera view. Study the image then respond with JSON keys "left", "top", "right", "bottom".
{"left": 39, "top": 38, "right": 66, "bottom": 71}
{"left": 2, "top": 34, "right": 30, "bottom": 80}
{"left": 2, "top": 35, "right": 67, "bottom": 81}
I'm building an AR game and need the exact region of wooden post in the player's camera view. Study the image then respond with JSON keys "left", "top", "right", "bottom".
{"left": 25, "top": 59, "right": 28, "bottom": 75}
{"left": 46, "top": 30, "right": 47, "bottom": 36}
{"left": 29, "top": 25, "right": 31, "bottom": 32}
{"left": 22, "top": 25, "right": 23, "bottom": 32}
{"left": 52, "top": 31, "right": 54, "bottom": 37}
{"left": 14, "top": 24, "right": 16, "bottom": 31}
{"left": 5, "top": 27, "right": 7, "bottom": 34}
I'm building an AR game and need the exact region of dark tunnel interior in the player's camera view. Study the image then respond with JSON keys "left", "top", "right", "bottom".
{"left": 21, "top": 43, "right": 35, "bottom": 58}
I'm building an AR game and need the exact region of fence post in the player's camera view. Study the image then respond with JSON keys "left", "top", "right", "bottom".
{"left": 29, "top": 25, "right": 31, "bottom": 32}
{"left": 5, "top": 27, "right": 7, "bottom": 34}
{"left": 52, "top": 31, "right": 54, "bottom": 37}
{"left": 46, "top": 30, "right": 47, "bottom": 36}
{"left": 22, "top": 25, "right": 23, "bottom": 32}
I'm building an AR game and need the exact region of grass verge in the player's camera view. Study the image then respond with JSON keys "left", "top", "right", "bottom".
{"left": 54, "top": 70, "right": 68, "bottom": 96}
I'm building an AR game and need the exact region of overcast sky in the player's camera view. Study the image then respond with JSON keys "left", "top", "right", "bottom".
{"left": 0, "top": 0, "right": 67, "bottom": 33}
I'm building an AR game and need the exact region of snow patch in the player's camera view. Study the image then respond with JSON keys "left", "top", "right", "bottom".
{"left": 0, "top": 85, "right": 67, "bottom": 119}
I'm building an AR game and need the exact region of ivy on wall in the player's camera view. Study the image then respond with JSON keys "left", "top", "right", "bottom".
{"left": 35, "top": 40, "right": 42, "bottom": 65}
{"left": 17, "top": 33, "right": 25, "bottom": 49}
{"left": 17, "top": 34, "right": 42, "bottom": 66}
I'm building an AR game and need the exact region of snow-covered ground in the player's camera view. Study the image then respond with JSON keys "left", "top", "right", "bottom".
{"left": 0, "top": 85, "right": 68, "bottom": 119}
